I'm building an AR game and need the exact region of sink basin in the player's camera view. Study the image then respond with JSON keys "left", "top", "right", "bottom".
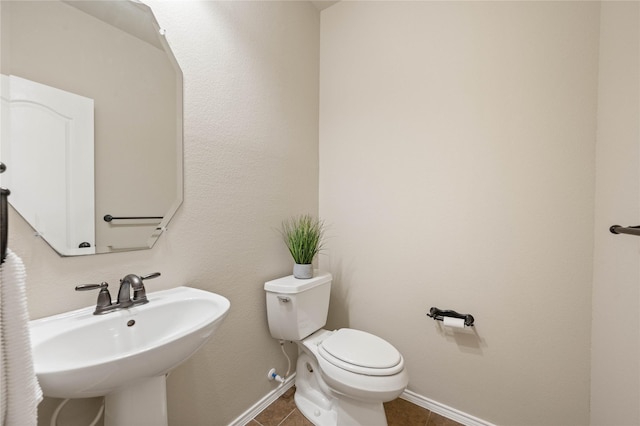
{"left": 30, "top": 286, "right": 231, "bottom": 399}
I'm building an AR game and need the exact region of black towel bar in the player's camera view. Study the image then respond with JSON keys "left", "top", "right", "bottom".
{"left": 609, "top": 225, "right": 640, "bottom": 237}
{"left": 104, "top": 214, "right": 163, "bottom": 222}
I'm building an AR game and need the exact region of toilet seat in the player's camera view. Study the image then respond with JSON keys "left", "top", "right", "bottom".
{"left": 318, "top": 329, "right": 404, "bottom": 376}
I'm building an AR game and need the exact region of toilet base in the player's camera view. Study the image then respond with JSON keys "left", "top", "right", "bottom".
{"left": 295, "top": 390, "right": 337, "bottom": 426}
{"left": 295, "top": 389, "right": 388, "bottom": 426}
{"left": 294, "top": 348, "right": 389, "bottom": 426}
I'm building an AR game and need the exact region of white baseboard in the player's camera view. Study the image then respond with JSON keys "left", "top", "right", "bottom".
{"left": 228, "top": 373, "right": 296, "bottom": 426}
{"left": 400, "top": 389, "right": 495, "bottom": 426}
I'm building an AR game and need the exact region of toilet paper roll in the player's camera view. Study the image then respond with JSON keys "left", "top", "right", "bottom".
{"left": 442, "top": 317, "right": 466, "bottom": 329}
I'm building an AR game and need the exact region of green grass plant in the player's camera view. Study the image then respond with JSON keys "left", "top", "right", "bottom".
{"left": 281, "top": 214, "right": 325, "bottom": 265}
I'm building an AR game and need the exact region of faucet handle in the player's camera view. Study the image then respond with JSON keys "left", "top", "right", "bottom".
{"left": 75, "top": 282, "right": 108, "bottom": 291}
{"left": 141, "top": 272, "right": 161, "bottom": 281}
{"left": 75, "top": 282, "right": 113, "bottom": 315}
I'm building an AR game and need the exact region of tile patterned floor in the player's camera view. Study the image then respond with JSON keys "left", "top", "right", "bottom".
{"left": 249, "top": 387, "right": 464, "bottom": 426}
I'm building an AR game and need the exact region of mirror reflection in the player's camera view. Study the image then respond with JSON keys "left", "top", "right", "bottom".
{"left": 0, "top": 0, "right": 183, "bottom": 256}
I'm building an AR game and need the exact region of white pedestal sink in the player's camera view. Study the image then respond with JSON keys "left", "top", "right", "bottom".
{"left": 30, "top": 286, "right": 231, "bottom": 426}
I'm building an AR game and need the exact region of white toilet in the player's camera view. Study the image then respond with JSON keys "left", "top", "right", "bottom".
{"left": 264, "top": 271, "right": 409, "bottom": 426}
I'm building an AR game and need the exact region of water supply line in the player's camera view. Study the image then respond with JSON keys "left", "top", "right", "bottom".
{"left": 268, "top": 340, "right": 292, "bottom": 384}
{"left": 50, "top": 399, "right": 69, "bottom": 426}
{"left": 280, "top": 340, "right": 291, "bottom": 379}
{"left": 50, "top": 398, "right": 104, "bottom": 426}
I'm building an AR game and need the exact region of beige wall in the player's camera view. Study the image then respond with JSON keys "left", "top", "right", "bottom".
{"left": 319, "top": 2, "right": 598, "bottom": 425}
{"left": 7, "top": 1, "right": 640, "bottom": 425}
{"left": 7, "top": 1, "right": 319, "bottom": 425}
{"left": 591, "top": 2, "right": 640, "bottom": 425}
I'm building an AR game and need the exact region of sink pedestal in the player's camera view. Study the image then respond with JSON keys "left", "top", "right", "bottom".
{"left": 104, "top": 375, "right": 168, "bottom": 426}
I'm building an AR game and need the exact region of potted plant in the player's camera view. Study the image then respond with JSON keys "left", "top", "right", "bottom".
{"left": 281, "top": 214, "right": 325, "bottom": 279}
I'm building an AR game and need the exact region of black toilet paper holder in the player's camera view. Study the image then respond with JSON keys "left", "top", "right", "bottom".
{"left": 427, "top": 307, "right": 475, "bottom": 327}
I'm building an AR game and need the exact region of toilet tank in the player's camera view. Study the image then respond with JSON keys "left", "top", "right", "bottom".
{"left": 264, "top": 271, "right": 332, "bottom": 340}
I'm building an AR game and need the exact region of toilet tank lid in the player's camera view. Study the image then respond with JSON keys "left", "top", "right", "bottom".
{"left": 264, "top": 271, "right": 332, "bottom": 294}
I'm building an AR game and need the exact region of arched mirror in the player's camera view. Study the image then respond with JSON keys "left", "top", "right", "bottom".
{"left": 0, "top": 0, "right": 183, "bottom": 256}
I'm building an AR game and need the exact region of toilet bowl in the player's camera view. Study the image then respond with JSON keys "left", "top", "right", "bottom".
{"left": 295, "top": 329, "right": 409, "bottom": 425}
{"left": 265, "top": 272, "right": 409, "bottom": 426}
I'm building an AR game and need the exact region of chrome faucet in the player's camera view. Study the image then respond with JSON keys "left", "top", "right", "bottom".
{"left": 75, "top": 272, "right": 161, "bottom": 315}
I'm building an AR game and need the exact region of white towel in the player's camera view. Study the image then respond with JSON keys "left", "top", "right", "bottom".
{"left": 0, "top": 249, "right": 42, "bottom": 426}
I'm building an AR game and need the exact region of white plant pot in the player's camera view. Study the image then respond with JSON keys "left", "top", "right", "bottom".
{"left": 293, "top": 263, "right": 313, "bottom": 279}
